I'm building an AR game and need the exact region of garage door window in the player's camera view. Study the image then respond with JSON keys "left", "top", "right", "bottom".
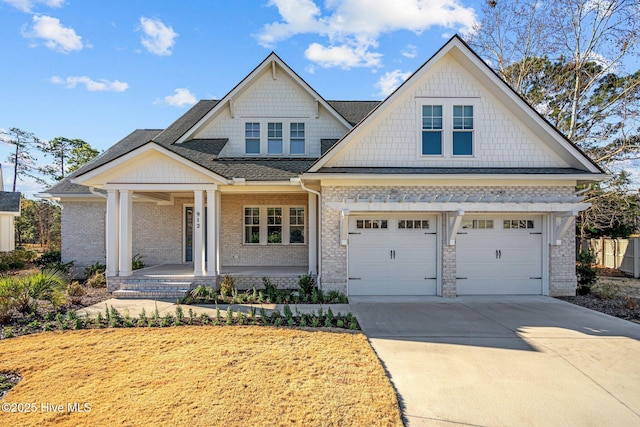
{"left": 398, "top": 219, "right": 430, "bottom": 229}
{"left": 462, "top": 219, "right": 493, "bottom": 229}
{"left": 356, "top": 219, "right": 388, "bottom": 229}
{"left": 503, "top": 219, "right": 534, "bottom": 229}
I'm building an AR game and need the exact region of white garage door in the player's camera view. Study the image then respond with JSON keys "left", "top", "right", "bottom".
{"left": 348, "top": 215, "right": 437, "bottom": 295}
{"left": 457, "top": 215, "right": 543, "bottom": 295}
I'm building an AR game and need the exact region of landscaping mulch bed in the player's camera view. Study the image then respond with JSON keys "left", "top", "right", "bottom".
{"left": 557, "top": 294, "right": 640, "bottom": 323}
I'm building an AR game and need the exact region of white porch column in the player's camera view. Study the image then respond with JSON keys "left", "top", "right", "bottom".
{"left": 193, "top": 190, "right": 205, "bottom": 276}
{"left": 106, "top": 189, "right": 119, "bottom": 277}
{"left": 118, "top": 190, "right": 133, "bottom": 276}
{"left": 206, "top": 189, "right": 218, "bottom": 276}
{"left": 308, "top": 192, "right": 317, "bottom": 275}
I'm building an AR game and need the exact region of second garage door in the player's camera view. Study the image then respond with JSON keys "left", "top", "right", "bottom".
{"left": 348, "top": 215, "right": 437, "bottom": 296}
{"left": 456, "top": 215, "right": 543, "bottom": 295}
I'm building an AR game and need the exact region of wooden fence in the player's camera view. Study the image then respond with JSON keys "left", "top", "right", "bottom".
{"left": 577, "top": 237, "right": 640, "bottom": 278}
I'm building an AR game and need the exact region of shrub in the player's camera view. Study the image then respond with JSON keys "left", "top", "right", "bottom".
{"left": 298, "top": 274, "right": 317, "bottom": 297}
{"left": 84, "top": 262, "right": 106, "bottom": 278}
{"left": 576, "top": 251, "right": 597, "bottom": 295}
{"left": 132, "top": 254, "right": 145, "bottom": 270}
{"left": 0, "top": 269, "right": 68, "bottom": 315}
{"left": 262, "top": 277, "right": 277, "bottom": 301}
{"left": 220, "top": 275, "right": 235, "bottom": 295}
{"left": 35, "top": 250, "right": 61, "bottom": 268}
{"left": 85, "top": 272, "right": 106, "bottom": 288}
{"left": 67, "top": 281, "right": 86, "bottom": 304}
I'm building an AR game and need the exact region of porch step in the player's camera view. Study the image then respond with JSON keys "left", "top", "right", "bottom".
{"left": 112, "top": 281, "right": 193, "bottom": 299}
{"left": 112, "top": 288, "right": 191, "bottom": 299}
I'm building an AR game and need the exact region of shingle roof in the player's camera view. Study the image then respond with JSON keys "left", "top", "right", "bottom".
{"left": 327, "top": 101, "right": 381, "bottom": 126}
{"left": 321, "top": 139, "right": 339, "bottom": 155}
{"left": 314, "top": 167, "right": 593, "bottom": 175}
{"left": 0, "top": 192, "right": 21, "bottom": 212}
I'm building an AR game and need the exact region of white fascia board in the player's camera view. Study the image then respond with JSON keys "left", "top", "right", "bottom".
{"left": 104, "top": 183, "right": 218, "bottom": 191}
{"left": 72, "top": 143, "right": 230, "bottom": 186}
{"left": 176, "top": 54, "right": 351, "bottom": 144}
{"left": 303, "top": 173, "right": 607, "bottom": 182}
{"left": 328, "top": 201, "right": 591, "bottom": 213}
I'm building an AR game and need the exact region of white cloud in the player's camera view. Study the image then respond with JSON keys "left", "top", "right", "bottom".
{"left": 305, "top": 42, "right": 382, "bottom": 68}
{"left": 1, "top": 0, "right": 64, "bottom": 13}
{"left": 257, "top": 0, "right": 478, "bottom": 68}
{"left": 401, "top": 44, "right": 417, "bottom": 58}
{"left": 160, "top": 88, "right": 197, "bottom": 107}
{"left": 51, "top": 76, "right": 128, "bottom": 92}
{"left": 375, "top": 69, "right": 412, "bottom": 96}
{"left": 23, "top": 15, "right": 83, "bottom": 53}
{"left": 139, "top": 17, "right": 178, "bottom": 56}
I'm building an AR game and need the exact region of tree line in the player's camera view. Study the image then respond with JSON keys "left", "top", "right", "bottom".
{"left": 1, "top": 128, "right": 100, "bottom": 249}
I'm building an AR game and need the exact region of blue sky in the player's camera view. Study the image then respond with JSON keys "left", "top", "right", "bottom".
{"left": 0, "top": 0, "right": 484, "bottom": 194}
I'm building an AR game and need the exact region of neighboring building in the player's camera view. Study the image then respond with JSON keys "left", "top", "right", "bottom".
{"left": 40, "top": 36, "right": 605, "bottom": 297}
{"left": 0, "top": 166, "right": 21, "bottom": 252}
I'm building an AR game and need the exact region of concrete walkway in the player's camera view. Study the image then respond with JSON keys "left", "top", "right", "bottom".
{"left": 77, "top": 298, "right": 351, "bottom": 318}
{"left": 349, "top": 296, "right": 640, "bottom": 426}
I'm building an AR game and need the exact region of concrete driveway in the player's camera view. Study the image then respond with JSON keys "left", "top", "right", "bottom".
{"left": 349, "top": 296, "right": 640, "bottom": 426}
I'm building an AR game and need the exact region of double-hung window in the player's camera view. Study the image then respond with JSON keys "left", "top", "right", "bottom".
{"left": 422, "top": 105, "right": 443, "bottom": 155}
{"left": 244, "top": 207, "right": 260, "bottom": 244}
{"left": 245, "top": 123, "right": 260, "bottom": 155}
{"left": 290, "top": 123, "right": 305, "bottom": 155}
{"left": 419, "top": 100, "right": 476, "bottom": 157}
{"left": 268, "top": 122, "right": 283, "bottom": 154}
{"left": 453, "top": 105, "right": 473, "bottom": 156}
{"left": 244, "top": 206, "right": 305, "bottom": 245}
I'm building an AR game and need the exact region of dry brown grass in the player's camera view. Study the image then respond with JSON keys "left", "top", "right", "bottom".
{"left": 0, "top": 327, "right": 402, "bottom": 426}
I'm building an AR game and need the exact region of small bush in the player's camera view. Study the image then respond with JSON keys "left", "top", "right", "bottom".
{"left": 85, "top": 272, "right": 106, "bottom": 288}
{"left": 84, "top": 262, "right": 106, "bottom": 278}
{"left": 132, "top": 254, "right": 145, "bottom": 270}
{"left": 220, "top": 275, "right": 235, "bottom": 295}
{"left": 576, "top": 251, "right": 597, "bottom": 295}
{"left": 67, "top": 281, "right": 86, "bottom": 304}
{"left": 298, "top": 274, "right": 317, "bottom": 297}
{"left": 35, "top": 250, "right": 61, "bottom": 268}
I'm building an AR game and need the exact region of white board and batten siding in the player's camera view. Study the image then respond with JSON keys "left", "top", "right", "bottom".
{"left": 347, "top": 214, "right": 438, "bottom": 296}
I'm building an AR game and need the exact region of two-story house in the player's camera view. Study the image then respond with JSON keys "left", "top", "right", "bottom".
{"left": 41, "top": 36, "right": 605, "bottom": 298}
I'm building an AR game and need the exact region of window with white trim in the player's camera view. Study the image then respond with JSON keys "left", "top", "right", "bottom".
{"left": 422, "top": 105, "right": 443, "bottom": 155}
{"left": 418, "top": 99, "right": 477, "bottom": 157}
{"left": 290, "top": 123, "right": 305, "bottom": 155}
{"left": 268, "top": 122, "right": 283, "bottom": 155}
{"left": 453, "top": 105, "right": 473, "bottom": 156}
{"left": 243, "top": 206, "right": 305, "bottom": 245}
{"left": 244, "top": 207, "right": 260, "bottom": 244}
{"left": 245, "top": 123, "right": 260, "bottom": 155}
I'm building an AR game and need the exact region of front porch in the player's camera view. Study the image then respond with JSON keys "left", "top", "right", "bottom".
{"left": 108, "top": 264, "right": 309, "bottom": 298}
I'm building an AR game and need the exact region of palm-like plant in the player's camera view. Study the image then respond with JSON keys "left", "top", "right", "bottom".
{"left": 13, "top": 269, "right": 69, "bottom": 314}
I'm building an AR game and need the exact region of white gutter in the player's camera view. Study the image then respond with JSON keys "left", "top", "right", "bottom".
{"left": 89, "top": 186, "right": 107, "bottom": 198}
{"left": 292, "top": 177, "right": 322, "bottom": 289}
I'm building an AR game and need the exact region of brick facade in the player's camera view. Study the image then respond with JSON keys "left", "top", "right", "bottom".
{"left": 320, "top": 184, "right": 577, "bottom": 296}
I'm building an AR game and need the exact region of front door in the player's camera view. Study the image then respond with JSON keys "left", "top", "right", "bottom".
{"left": 185, "top": 207, "right": 207, "bottom": 262}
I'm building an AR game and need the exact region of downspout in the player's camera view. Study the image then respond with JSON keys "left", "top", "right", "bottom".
{"left": 296, "top": 177, "right": 322, "bottom": 289}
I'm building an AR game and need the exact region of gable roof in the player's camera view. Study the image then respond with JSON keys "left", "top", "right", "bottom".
{"left": 175, "top": 52, "right": 353, "bottom": 143}
{"left": 308, "top": 35, "right": 605, "bottom": 175}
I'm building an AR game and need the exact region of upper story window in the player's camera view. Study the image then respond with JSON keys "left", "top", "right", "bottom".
{"left": 453, "top": 105, "right": 473, "bottom": 156}
{"left": 267, "top": 122, "right": 283, "bottom": 155}
{"left": 245, "top": 123, "right": 260, "bottom": 155}
{"left": 244, "top": 121, "right": 306, "bottom": 156}
{"left": 418, "top": 99, "right": 477, "bottom": 157}
{"left": 290, "top": 123, "right": 305, "bottom": 155}
{"left": 422, "top": 105, "right": 443, "bottom": 155}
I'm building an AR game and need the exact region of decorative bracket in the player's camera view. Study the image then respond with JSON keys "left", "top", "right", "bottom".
{"left": 340, "top": 209, "right": 349, "bottom": 246}
{"left": 446, "top": 210, "right": 465, "bottom": 245}
{"left": 552, "top": 211, "right": 577, "bottom": 246}
{"left": 229, "top": 98, "right": 235, "bottom": 118}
